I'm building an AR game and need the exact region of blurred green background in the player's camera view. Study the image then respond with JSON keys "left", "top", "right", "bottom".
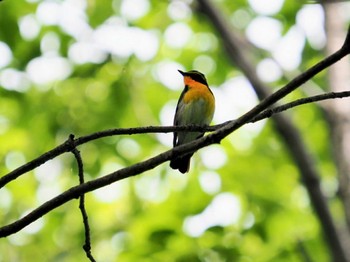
{"left": 0, "top": 0, "right": 348, "bottom": 261}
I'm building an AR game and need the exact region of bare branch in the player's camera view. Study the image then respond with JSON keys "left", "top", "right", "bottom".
{"left": 0, "top": 126, "right": 211, "bottom": 189}
{"left": 70, "top": 135, "right": 96, "bottom": 262}
{"left": 1, "top": 47, "right": 349, "bottom": 237}
{"left": 253, "top": 91, "right": 350, "bottom": 122}
{"left": 1, "top": 89, "right": 350, "bottom": 238}
{"left": 0, "top": 20, "right": 349, "bottom": 238}
{"left": 1, "top": 88, "right": 350, "bottom": 192}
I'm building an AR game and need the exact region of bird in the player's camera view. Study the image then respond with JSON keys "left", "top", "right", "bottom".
{"left": 170, "top": 70, "right": 215, "bottom": 173}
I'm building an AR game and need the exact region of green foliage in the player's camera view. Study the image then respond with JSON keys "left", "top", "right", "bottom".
{"left": 0, "top": 0, "right": 339, "bottom": 261}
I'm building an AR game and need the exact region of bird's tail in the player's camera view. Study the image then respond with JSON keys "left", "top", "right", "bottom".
{"left": 170, "top": 154, "right": 193, "bottom": 174}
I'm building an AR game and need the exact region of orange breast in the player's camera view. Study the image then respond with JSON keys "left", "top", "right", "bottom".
{"left": 183, "top": 80, "right": 215, "bottom": 116}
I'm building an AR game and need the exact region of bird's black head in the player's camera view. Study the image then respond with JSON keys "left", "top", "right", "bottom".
{"left": 178, "top": 70, "right": 208, "bottom": 86}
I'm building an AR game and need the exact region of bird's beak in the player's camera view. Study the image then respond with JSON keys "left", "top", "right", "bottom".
{"left": 178, "top": 70, "right": 185, "bottom": 76}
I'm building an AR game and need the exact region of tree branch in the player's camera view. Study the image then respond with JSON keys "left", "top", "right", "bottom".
{"left": 2, "top": 89, "right": 350, "bottom": 190}
{"left": 70, "top": 135, "right": 96, "bottom": 262}
{"left": 253, "top": 91, "right": 350, "bottom": 122}
{"left": 1, "top": 44, "right": 349, "bottom": 237}
{"left": 0, "top": 24, "right": 349, "bottom": 236}
{"left": 0, "top": 126, "right": 212, "bottom": 189}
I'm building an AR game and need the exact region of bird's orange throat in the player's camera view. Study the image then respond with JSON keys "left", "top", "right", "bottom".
{"left": 184, "top": 76, "right": 210, "bottom": 88}
{"left": 182, "top": 77, "right": 215, "bottom": 111}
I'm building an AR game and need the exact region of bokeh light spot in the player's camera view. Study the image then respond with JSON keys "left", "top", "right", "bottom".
{"left": 116, "top": 138, "right": 141, "bottom": 159}
{"left": 296, "top": 4, "right": 326, "bottom": 50}
{"left": 40, "top": 32, "right": 60, "bottom": 54}
{"left": 69, "top": 41, "right": 107, "bottom": 64}
{"left": 231, "top": 9, "right": 251, "bottom": 29}
{"left": 246, "top": 16, "right": 282, "bottom": 50}
{"left": 19, "top": 14, "right": 41, "bottom": 40}
{"left": 256, "top": 58, "right": 282, "bottom": 83}
{"left": 167, "top": 1, "right": 192, "bottom": 21}
{"left": 200, "top": 145, "right": 227, "bottom": 170}
{"left": 36, "top": 1, "right": 61, "bottom": 26}
{"left": 248, "top": 0, "right": 284, "bottom": 15}
{"left": 193, "top": 55, "right": 216, "bottom": 75}
{"left": 272, "top": 26, "right": 305, "bottom": 71}
{"left": 0, "top": 68, "right": 30, "bottom": 92}
{"left": 193, "top": 33, "right": 218, "bottom": 52}
{"left": 183, "top": 193, "right": 241, "bottom": 237}
{"left": 120, "top": 0, "right": 150, "bottom": 21}
{"left": 26, "top": 56, "right": 72, "bottom": 85}
{"left": 199, "top": 171, "right": 222, "bottom": 194}
{"left": 153, "top": 60, "right": 184, "bottom": 90}
{"left": 165, "top": 22, "right": 192, "bottom": 48}
{"left": 0, "top": 187, "right": 12, "bottom": 210}
{"left": 0, "top": 41, "right": 13, "bottom": 69}
{"left": 5, "top": 151, "right": 26, "bottom": 171}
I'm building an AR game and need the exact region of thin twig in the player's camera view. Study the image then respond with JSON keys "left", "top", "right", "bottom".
{"left": 70, "top": 135, "right": 96, "bottom": 262}
{"left": 253, "top": 91, "right": 350, "bottom": 122}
